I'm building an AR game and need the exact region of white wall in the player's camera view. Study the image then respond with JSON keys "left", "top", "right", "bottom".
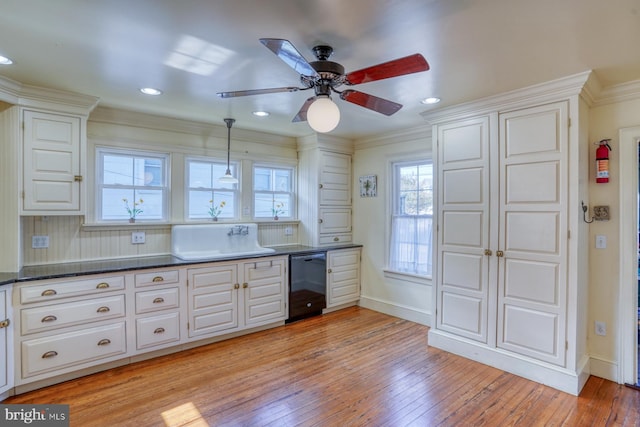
{"left": 588, "top": 97, "right": 640, "bottom": 380}
{"left": 353, "top": 126, "right": 433, "bottom": 325}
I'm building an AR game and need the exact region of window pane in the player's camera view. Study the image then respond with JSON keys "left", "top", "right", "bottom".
{"left": 189, "top": 162, "right": 213, "bottom": 188}
{"left": 254, "top": 167, "right": 272, "bottom": 191}
{"left": 274, "top": 169, "right": 290, "bottom": 191}
{"left": 103, "top": 154, "right": 133, "bottom": 185}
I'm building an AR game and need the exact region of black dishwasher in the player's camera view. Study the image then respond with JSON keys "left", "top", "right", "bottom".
{"left": 287, "top": 252, "right": 327, "bottom": 322}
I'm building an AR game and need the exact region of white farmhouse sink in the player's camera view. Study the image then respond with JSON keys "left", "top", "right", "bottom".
{"left": 171, "top": 223, "right": 275, "bottom": 261}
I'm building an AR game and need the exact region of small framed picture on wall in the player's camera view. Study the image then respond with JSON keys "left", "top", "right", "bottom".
{"left": 359, "top": 174, "right": 377, "bottom": 197}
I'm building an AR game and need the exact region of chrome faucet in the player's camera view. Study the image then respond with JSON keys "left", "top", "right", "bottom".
{"left": 228, "top": 225, "right": 249, "bottom": 236}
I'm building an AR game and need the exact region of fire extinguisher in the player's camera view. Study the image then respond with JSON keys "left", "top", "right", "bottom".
{"left": 595, "top": 139, "right": 612, "bottom": 183}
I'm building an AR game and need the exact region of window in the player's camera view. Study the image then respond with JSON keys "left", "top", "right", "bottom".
{"left": 97, "top": 148, "right": 169, "bottom": 222}
{"left": 389, "top": 159, "right": 433, "bottom": 276}
{"left": 186, "top": 157, "right": 238, "bottom": 220}
{"left": 253, "top": 165, "right": 294, "bottom": 219}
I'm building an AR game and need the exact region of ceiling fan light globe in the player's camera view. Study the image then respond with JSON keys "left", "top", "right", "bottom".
{"left": 307, "top": 97, "right": 340, "bottom": 133}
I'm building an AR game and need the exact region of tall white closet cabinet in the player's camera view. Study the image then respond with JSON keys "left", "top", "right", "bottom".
{"left": 424, "top": 72, "right": 592, "bottom": 395}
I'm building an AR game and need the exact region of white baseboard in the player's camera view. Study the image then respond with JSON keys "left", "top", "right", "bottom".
{"left": 359, "top": 296, "right": 431, "bottom": 326}
{"left": 428, "top": 329, "right": 589, "bottom": 395}
{"left": 589, "top": 355, "right": 618, "bottom": 383}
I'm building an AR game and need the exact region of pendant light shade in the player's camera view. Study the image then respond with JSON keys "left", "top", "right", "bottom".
{"left": 219, "top": 118, "right": 239, "bottom": 184}
{"left": 307, "top": 95, "right": 340, "bottom": 133}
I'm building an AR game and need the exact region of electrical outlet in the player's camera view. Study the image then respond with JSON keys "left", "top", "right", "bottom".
{"left": 32, "top": 235, "right": 49, "bottom": 249}
{"left": 595, "top": 321, "right": 606, "bottom": 336}
{"left": 131, "top": 232, "right": 146, "bottom": 244}
{"left": 284, "top": 226, "right": 293, "bottom": 236}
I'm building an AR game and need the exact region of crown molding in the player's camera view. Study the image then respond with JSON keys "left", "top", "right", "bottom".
{"left": 354, "top": 123, "right": 432, "bottom": 150}
{"left": 296, "top": 133, "right": 355, "bottom": 153}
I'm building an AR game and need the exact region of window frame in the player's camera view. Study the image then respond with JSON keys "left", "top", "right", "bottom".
{"left": 95, "top": 147, "right": 170, "bottom": 223}
{"left": 184, "top": 155, "right": 240, "bottom": 221}
{"left": 252, "top": 163, "right": 296, "bottom": 220}
{"left": 386, "top": 157, "right": 434, "bottom": 279}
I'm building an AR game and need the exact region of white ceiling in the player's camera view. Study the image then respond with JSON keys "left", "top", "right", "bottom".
{"left": 1, "top": 0, "right": 640, "bottom": 140}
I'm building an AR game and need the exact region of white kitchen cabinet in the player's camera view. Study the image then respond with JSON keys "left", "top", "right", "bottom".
{"left": 133, "top": 268, "right": 184, "bottom": 351}
{"left": 22, "top": 109, "right": 86, "bottom": 214}
{"left": 327, "top": 248, "right": 361, "bottom": 308}
{"left": 298, "top": 142, "right": 353, "bottom": 247}
{"left": 0, "top": 285, "right": 13, "bottom": 398}
{"left": 426, "top": 73, "right": 590, "bottom": 395}
{"left": 187, "top": 256, "right": 287, "bottom": 339}
{"left": 13, "top": 273, "right": 128, "bottom": 385}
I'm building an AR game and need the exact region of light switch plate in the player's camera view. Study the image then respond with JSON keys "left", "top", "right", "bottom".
{"left": 595, "top": 235, "right": 606, "bottom": 249}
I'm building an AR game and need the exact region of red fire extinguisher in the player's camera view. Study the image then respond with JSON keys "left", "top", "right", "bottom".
{"left": 595, "top": 139, "right": 612, "bottom": 183}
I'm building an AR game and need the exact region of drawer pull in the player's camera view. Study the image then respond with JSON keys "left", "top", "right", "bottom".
{"left": 96, "top": 282, "right": 110, "bottom": 289}
{"left": 154, "top": 327, "right": 165, "bottom": 334}
{"left": 97, "top": 339, "right": 111, "bottom": 346}
{"left": 41, "top": 315, "right": 57, "bottom": 323}
{"left": 153, "top": 297, "right": 165, "bottom": 304}
{"left": 152, "top": 276, "right": 164, "bottom": 282}
{"left": 41, "top": 289, "right": 57, "bottom": 297}
{"left": 242, "top": 282, "right": 248, "bottom": 288}
{"left": 42, "top": 351, "right": 58, "bottom": 359}
{"left": 0, "top": 319, "right": 9, "bottom": 329}
{"left": 96, "top": 306, "right": 110, "bottom": 313}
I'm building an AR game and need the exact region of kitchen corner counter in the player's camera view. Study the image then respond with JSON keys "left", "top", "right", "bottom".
{"left": 0, "top": 243, "right": 362, "bottom": 286}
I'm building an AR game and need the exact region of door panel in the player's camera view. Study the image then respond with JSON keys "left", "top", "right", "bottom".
{"left": 497, "top": 102, "right": 568, "bottom": 366}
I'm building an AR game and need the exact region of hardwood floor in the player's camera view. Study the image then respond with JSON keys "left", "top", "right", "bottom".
{"left": 3, "top": 306, "right": 639, "bottom": 426}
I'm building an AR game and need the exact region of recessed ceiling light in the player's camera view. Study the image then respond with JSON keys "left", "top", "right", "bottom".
{"left": 421, "top": 97, "right": 441, "bottom": 105}
{"left": 140, "top": 87, "right": 163, "bottom": 96}
{"left": 0, "top": 55, "right": 13, "bottom": 65}
{"left": 252, "top": 111, "right": 270, "bottom": 117}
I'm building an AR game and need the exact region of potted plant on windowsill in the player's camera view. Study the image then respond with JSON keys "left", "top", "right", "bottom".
{"left": 123, "top": 198, "right": 143, "bottom": 223}
{"left": 209, "top": 200, "right": 226, "bottom": 221}
{"left": 272, "top": 202, "right": 284, "bottom": 220}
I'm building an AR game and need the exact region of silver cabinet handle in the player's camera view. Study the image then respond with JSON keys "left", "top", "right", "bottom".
{"left": 42, "top": 351, "right": 58, "bottom": 359}
{"left": 97, "top": 339, "right": 111, "bottom": 346}
{"left": 154, "top": 327, "right": 165, "bottom": 334}
{"left": 153, "top": 297, "right": 165, "bottom": 304}
{"left": 96, "top": 306, "right": 110, "bottom": 313}
{"left": 41, "top": 315, "right": 57, "bottom": 323}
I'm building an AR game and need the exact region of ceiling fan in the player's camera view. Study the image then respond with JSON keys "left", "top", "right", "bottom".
{"left": 216, "top": 38, "right": 430, "bottom": 132}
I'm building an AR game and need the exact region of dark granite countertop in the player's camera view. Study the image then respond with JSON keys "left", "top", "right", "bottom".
{"left": 0, "top": 244, "right": 361, "bottom": 287}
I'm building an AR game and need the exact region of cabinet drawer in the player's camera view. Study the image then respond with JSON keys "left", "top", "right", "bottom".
{"left": 135, "top": 269, "right": 180, "bottom": 288}
{"left": 21, "top": 295, "right": 126, "bottom": 335}
{"left": 20, "top": 275, "right": 125, "bottom": 304}
{"left": 136, "top": 312, "right": 180, "bottom": 350}
{"left": 21, "top": 322, "right": 126, "bottom": 378}
{"left": 135, "top": 287, "right": 179, "bottom": 314}
{"left": 319, "top": 234, "right": 352, "bottom": 245}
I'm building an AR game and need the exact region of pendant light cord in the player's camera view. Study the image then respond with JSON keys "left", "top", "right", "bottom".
{"left": 224, "top": 118, "right": 235, "bottom": 174}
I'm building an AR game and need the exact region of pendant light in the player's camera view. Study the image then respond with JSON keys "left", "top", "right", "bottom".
{"left": 219, "top": 118, "right": 239, "bottom": 184}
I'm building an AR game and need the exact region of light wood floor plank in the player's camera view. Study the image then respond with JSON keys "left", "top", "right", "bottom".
{"left": 3, "top": 307, "right": 639, "bottom": 426}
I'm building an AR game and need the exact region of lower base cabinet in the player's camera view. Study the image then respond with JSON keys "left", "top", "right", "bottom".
{"left": 0, "top": 286, "right": 13, "bottom": 398}
{"left": 327, "top": 248, "right": 361, "bottom": 308}
{"left": 187, "top": 256, "right": 287, "bottom": 339}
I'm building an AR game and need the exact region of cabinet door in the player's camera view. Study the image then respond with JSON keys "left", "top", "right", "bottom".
{"left": 496, "top": 102, "right": 568, "bottom": 366}
{"left": 0, "top": 288, "right": 11, "bottom": 394}
{"left": 319, "top": 151, "right": 351, "bottom": 205}
{"left": 188, "top": 264, "right": 239, "bottom": 338}
{"left": 436, "top": 116, "right": 495, "bottom": 344}
{"left": 243, "top": 258, "right": 286, "bottom": 327}
{"left": 23, "top": 110, "right": 82, "bottom": 212}
{"left": 319, "top": 208, "right": 351, "bottom": 234}
{"left": 327, "top": 248, "right": 361, "bottom": 307}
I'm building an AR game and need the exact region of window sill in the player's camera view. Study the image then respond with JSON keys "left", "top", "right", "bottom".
{"left": 81, "top": 219, "right": 300, "bottom": 231}
{"left": 383, "top": 269, "right": 431, "bottom": 285}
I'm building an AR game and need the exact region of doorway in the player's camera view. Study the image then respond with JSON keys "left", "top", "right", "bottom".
{"left": 619, "top": 126, "right": 640, "bottom": 387}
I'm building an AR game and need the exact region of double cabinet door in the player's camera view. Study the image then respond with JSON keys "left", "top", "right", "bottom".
{"left": 436, "top": 101, "right": 568, "bottom": 366}
{"left": 187, "top": 257, "right": 287, "bottom": 338}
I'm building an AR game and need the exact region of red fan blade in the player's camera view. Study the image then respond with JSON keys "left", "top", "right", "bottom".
{"left": 340, "top": 90, "right": 402, "bottom": 116}
{"left": 292, "top": 97, "right": 316, "bottom": 122}
{"left": 217, "top": 87, "right": 300, "bottom": 98}
{"left": 259, "top": 38, "right": 319, "bottom": 77}
{"left": 345, "top": 54, "right": 429, "bottom": 85}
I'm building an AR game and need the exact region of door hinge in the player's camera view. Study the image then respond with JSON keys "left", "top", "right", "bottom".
{"left": 186, "top": 279, "right": 189, "bottom": 288}
{"left": 187, "top": 322, "right": 190, "bottom": 330}
{"left": 565, "top": 341, "right": 568, "bottom": 350}
{"left": 21, "top": 190, "right": 25, "bottom": 199}
{"left": 567, "top": 230, "right": 571, "bottom": 239}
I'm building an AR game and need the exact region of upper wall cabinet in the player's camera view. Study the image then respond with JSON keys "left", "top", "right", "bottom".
{"left": 22, "top": 110, "right": 84, "bottom": 214}
{"left": 298, "top": 136, "right": 353, "bottom": 247}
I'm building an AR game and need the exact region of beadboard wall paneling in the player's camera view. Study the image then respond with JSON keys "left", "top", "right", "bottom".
{"left": 21, "top": 216, "right": 298, "bottom": 265}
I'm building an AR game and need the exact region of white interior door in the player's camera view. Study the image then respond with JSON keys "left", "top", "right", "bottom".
{"left": 496, "top": 102, "right": 568, "bottom": 366}
{"left": 436, "top": 116, "right": 495, "bottom": 343}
